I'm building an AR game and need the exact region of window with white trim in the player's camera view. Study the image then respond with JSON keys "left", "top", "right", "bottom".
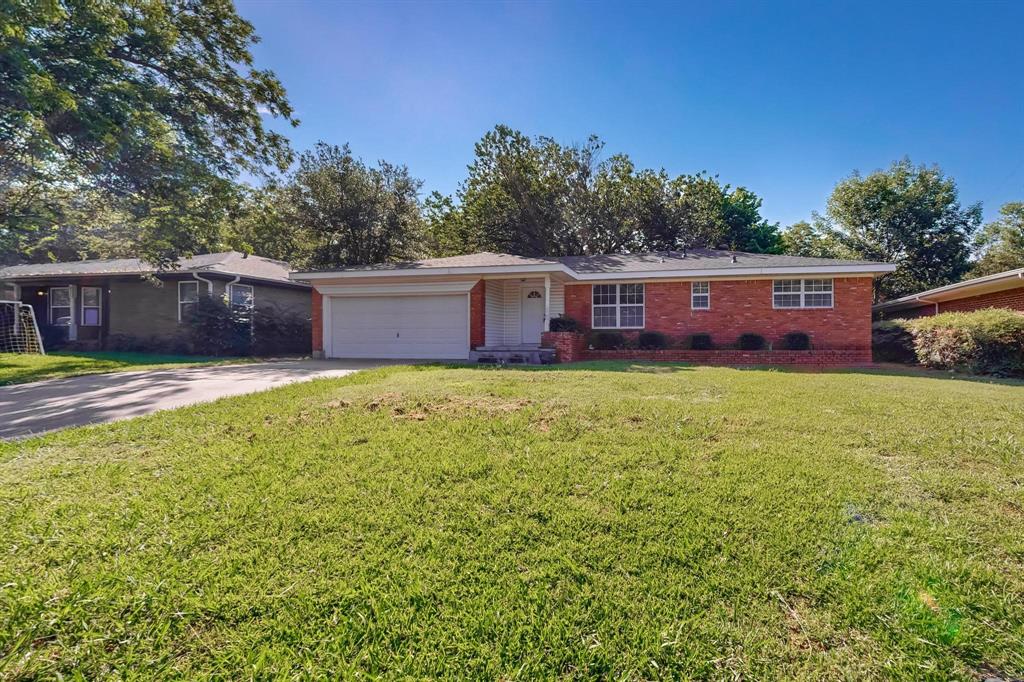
{"left": 228, "top": 283, "right": 254, "bottom": 324}
{"left": 691, "top": 281, "right": 710, "bottom": 310}
{"left": 228, "top": 283, "right": 254, "bottom": 311}
{"left": 81, "top": 286, "right": 102, "bottom": 326}
{"left": 773, "top": 279, "right": 833, "bottom": 308}
{"left": 178, "top": 281, "right": 199, "bottom": 322}
{"left": 592, "top": 283, "right": 644, "bottom": 328}
{"left": 49, "top": 286, "right": 71, "bottom": 325}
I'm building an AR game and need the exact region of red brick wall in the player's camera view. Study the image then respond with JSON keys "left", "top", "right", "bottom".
{"left": 469, "top": 280, "right": 485, "bottom": 349}
{"left": 541, "top": 331, "right": 585, "bottom": 361}
{"left": 311, "top": 289, "right": 323, "bottom": 353}
{"left": 563, "top": 277, "right": 874, "bottom": 350}
{"left": 887, "top": 285, "right": 1024, "bottom": 319}
{"left": 939, "top": 286, "right": 1024, "bottom": 314}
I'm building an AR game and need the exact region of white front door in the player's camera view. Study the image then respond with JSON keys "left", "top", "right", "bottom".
{"left": 520, "top": 286, "right": 545, "bottom": 345}
{"left": 327, "top": 294, "right": 469, "bottom": 359}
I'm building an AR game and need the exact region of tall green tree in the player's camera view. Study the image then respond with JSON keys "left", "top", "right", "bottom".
{"left": 0, "top": 0, "right": 297, "bottom": 266}
{"left": 780, "top": 219, "right": 840, "bottom": 258}
{"left": 971, "top": 202, "right": 1024, "bottom": 276}
{"left": 284, "top": 143, "right": 424, "bottom": 268}
{"left": 821, "top": 159, "right": 981, "bottom": 301}
{"left": 220, "top": 185, "right": 317, "bottom": 268}
{"left": 426, "top": 125, "right": 780, "bottom": 257}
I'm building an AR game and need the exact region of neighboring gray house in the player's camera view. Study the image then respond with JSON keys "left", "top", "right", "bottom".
{"left": 0, "top": 252, "right": 311, "bottom": 352}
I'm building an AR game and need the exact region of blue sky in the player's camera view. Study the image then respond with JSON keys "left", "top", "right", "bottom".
{"left": 238, "top": 0, "right": 1024, "bottom": 228}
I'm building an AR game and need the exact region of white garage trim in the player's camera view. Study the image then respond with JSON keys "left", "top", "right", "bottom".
{"left": 322, "top": 290, "right": 470, "bottom": 360}
{"left": 316, "top": 281, "right": 477, "bottom": 296}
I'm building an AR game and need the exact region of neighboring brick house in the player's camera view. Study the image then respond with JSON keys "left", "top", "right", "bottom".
{"left": 293, "top": 249, "right": 895, "bottom": 365}
{"left": 0, "top": 252, "right": 311, "bottom": 353}
{"left": 873, "top": 267, "right": 1024, "bottom": 319}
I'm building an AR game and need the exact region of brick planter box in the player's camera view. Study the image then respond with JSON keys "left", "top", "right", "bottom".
{"left": 579, "top": 348, "right": 872, "bottom": 366}
{"left": 542, "top": 332, "right": 870, "bottom": 366}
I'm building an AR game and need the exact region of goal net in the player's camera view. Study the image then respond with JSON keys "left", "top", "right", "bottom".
{"left": 0, "top": 300, "right": 45, "bottom": 354}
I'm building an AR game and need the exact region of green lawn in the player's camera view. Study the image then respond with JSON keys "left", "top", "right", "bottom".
{"left": 1, "top": 363, "right": 1022, "bottom": 679}
{"left": 0, "top": 351, "right": 252, "bottom": 386}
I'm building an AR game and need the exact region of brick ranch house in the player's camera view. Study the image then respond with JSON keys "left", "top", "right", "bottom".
{"left": 291, "top": 249, "right": 895, "bottom": 366}
{"left": 873, "top": 267, "right": 1024, "bottom": 319}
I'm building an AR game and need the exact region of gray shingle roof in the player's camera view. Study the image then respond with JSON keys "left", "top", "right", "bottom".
{"left": 0, "top": 251, "right": 305, "bottom": 286}
{"left": 295, "top": 249, "right": 890, "bottom": 276}
{"left": 556, "top": 249, "right": 889, "bottom": 273}
{"left": 295, "top": 251, "right": 560, "bottom": 273}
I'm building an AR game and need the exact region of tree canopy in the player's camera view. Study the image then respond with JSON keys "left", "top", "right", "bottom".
{"left": 781, "top": 159, "right": 981, "bottom": 301}
{"left": 425, "top": 125, "right": 782, "bottom": 258}
{"left": 279, "top": 143, "right": 425, "bottom": 270}
{"left": 0, "top": 0, "right": 296, "bottom": 266}
{"left": 970, "top": 202, "right": 1024, "bottom": 277}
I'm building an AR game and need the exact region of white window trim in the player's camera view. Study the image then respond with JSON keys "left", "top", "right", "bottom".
{"left": 228, "top": 282, "right": 255, "bottom": 310}
{"left": 80, "top": 286, "right": 102, "bottom": 326}
{"left": 772, "top": 278, "right": 834, "bottom": 309}
{"left": 178, "top": 280, "right": 200, "bottom": 322}
{"left": 49, "top": 286, "right": 72, "bottom": 325}
{"left": 691, "top": 281, "right": 710, "bottom": 310}
{"left": 591, "top": 283, "right": 645, "bottom": 329}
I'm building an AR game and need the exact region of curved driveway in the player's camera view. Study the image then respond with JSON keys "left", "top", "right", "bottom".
{"left": 0, "top": 359, "right": 389, "bottom": 439}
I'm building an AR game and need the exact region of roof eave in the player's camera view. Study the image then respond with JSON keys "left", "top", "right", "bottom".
{"left": 872, "top": 268, "right": 1024, "bottom": 311}
{"left": 291, "top": 261, "right": 896, "bottom": 282}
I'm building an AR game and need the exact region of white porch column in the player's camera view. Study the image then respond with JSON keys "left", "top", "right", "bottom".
{"left": 543, "top": 274, "right": 551, "bottom": 332}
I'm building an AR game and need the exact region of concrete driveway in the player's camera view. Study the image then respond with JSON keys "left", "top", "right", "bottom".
{"left": 0, "top": 359, "right": 391, "bottom": 439}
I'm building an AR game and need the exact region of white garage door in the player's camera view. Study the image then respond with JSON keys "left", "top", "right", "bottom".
{"left": 327, "top": 294, "right": 469, "bottom": 359}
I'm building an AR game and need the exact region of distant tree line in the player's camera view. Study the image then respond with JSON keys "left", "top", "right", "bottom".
{"left": 3, "top": 2, "right": 1020, "bottom": 302}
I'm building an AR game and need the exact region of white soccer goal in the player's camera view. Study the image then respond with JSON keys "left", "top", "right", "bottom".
{"left": 0, "top": 300, "right": 45, "bottom": 354}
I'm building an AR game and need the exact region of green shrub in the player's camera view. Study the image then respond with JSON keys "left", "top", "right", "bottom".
{"left": 908, "top": 308, "right": 1024, "bottom": 376}
{"left": 688, "top": 333, "right": 714, "bottom": 350}
{"left": 549, "top": 316, "right": 581, "bottom": 333}
{"left": 780, "top": 331, "right": 811, "bottom": 351}
{"left": 637, "top": 331, "right": 670, "bottom": 350}
{"left": 737, "top": 333, "right": 767, "bottom": 350}
{"left": 588, "top": 331, "right": 627, "bottom": 350}
{"left": 872, "top": 320, "right": 916, "bottom": 363}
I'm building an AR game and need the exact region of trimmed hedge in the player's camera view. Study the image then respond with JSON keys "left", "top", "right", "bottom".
{"left": 688, "top": 333, "right": 714, "bottom": 350}
{"left": 737, "top": 333, "right": 768, "bottom": 351}
{"left": 587, "top": 330, "right": 627, "bottom": 350}
{"left": 780, "top": 331, "right": 811, "bottom": 351}
{"left": 872, "top": 320, "right": 916, "bottom": 364}
{"left": 549, "top": 316, "right": 582, "bottom": 333}
{"left": 908, "top": 309, "right": 1024, "bottom": 376}
{"left": 637, "top": 331, "right": 670, "bottom": 350}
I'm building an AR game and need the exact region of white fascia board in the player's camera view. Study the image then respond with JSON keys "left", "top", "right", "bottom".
{"left": 294, "top": 261, "right": 896, "bottom": 283}
{"left": 291, "top": 263, "right": 571, "bottom": 281}
{"left": 569, "top": 263, "right": 897, "bottom": 280}
{"left": 315, "top": 281, "right": 477, "bottom": 296}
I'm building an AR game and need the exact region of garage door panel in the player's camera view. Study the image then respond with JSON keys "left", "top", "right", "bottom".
{"left": 328, "top": 294, "right": 468, "bottom": 359}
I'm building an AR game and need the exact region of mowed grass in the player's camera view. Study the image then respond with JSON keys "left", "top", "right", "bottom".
{"left": 1, "top": 363, "right": 1023, "bottom": 679}
{"left": 0, "top": 351, "right": 252, "bottom": 386}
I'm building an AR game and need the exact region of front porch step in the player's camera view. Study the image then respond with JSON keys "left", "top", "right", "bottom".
{"left": 469, "top": 348, "right": 556, "bottom": 365}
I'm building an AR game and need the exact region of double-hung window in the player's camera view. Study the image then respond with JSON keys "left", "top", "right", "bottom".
{"left": 49, "top": 286, "right": 72, "bottom": 325}
{"left": 178, "top": 281, "right": 200, "bottom": 322}
{"left": 691, "top": 281, "right": 710, "bottom": 310}
{"left": 228, "top": 283, "right": 254, "bottom": 323}
{"left": 81, "top": 286, "right": 102, "bottom": 326}
{"left": 772, "top": 279, "right": 833, "bottom": 309}
{"left": 592, "top": 283, "right": 644, "bottom": 328}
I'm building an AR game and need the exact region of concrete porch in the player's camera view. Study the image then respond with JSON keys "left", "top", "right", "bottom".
{"left": 469, "top": 344, "right": 556, "bottom": 365}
